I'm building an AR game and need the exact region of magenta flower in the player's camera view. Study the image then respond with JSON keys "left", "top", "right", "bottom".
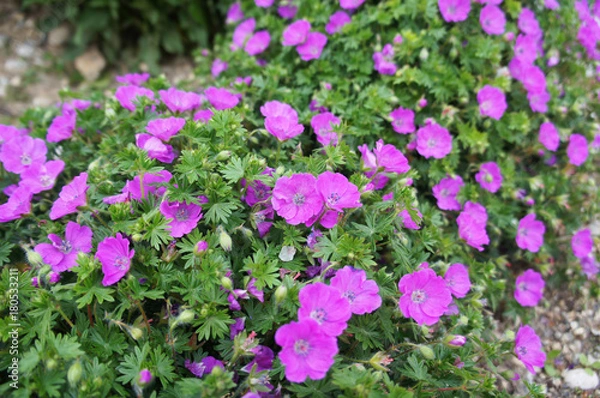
{"left": 399, "top": 209, "right": 422, "bottom": 230}
{"left": 477, "top": 85, "right": 507, "bottom": 120}
{"left": 159, "top": 88, "right": 202, "bottom": 113}
{"left": 278, "top": 3, "right": 298, "bottom": 19}
{"left": 444, "top": 263, "right": 471, "bottom": 298}
{"left": 146, "top": 117, "right": 186, "bottom": 142}
{"left": 297, "top": 32, "right": 327, "bottom": 61}
{"left": 19, "top": 160, "right": 65, "bottom": 194}
{"left": 205, "top": 87, "right": 240, "bottom": 110}
{"left": 103, "top": 171, "right": 172, "bottom": 204}
{"left": 544, "top": 0, "right": 559, "bottom": 10}
{"left": 135, "top": 134, "right": 176, "bottom": 163}
{"left": 282, "top": 20, "right": 311, "bottom": 46}
{"left": 49, "top": 172, "right": 89, "bottom": 220}
{"left": 254, "top": 207, "right": 274, "bottom": 237}
{"left": 480, "top": 5, "right": 506, "bottom": 35}
{"left": 521, "top": 65, "right": 546, "bottom": 93}
{"left": 211, "top": 58, "right": 228, "bottom": 78}
{"left": 261, "top": 101, "right": 304, "bottom": 141}
{"left": 373, "top": 44, "right": 397, "bottom": 75}
{"left": 311, "top": 112, "right": 340, "bottom": 146}
{"left": 35, "top": 222, "right": 92, "bottom": 273}
{"left": 160, "top": 200, "right": 203, "bottom": 238}
{"left": 115, "top": 73, "right": 150, "bottom": 86}
{"left": 516, "top": 214, "right": 546, "bottom": 253}
{"left": 539, "top": 122, "right": 560, "bottom": 151}
{"left": 96, "top": 233, "right": 134, "bottom": 286}
{"left": 255, "top": 0, "right": 274, "bottom": 7}
{"left": 0, "top": 186, "right": 33, "bottom": 223}
{"left": 566, "top": 134, "right": 588, "bottom": 166}
{"left": 359, "top": 139, "right": 410, "bottom": 175}
{"left": 47, "top": 111, "right": 76, "bottom": 143}
{"left": 326, "top": 11, "right": 351, "bottom": 35}
{"left": 232, "top": 18, "right": 256, "bottom": 50}
{"left": 438, "top": 0, "right": 471, "bottom": 22}
{"left": 115, "top": 85, "right": 155, "bottom": 111}
{"left": 194, "top": 109, "right": 214, "bottom": 123}
{"left": 475, "top": 162, "right": 503, "bottom": 193}
{"left": 528, "top": 90, "right": 551, "bottom": 114}
{"left": 0, "top": 125, "right": 28, "bottom": 149}
{"left": 0, "top": 135, "right": 47, "bottom": 175}
{"left": 514, "top": 34, "right": 539, "bottom": 64}
{"left": 572, "top": 229, "right": 593, "bottom": 259}
{"left": 581, "top": 255, "right": 599, "bottom": 279}
{"left": 298, "top": 282, "right": 351, "bottom": 336}
{"left": 515, "top": 325, "right": 546, "bottom": 374}
{"left": 514, "top": 269, "right": 545, "bottom": 307}
{"left": 245, "top": 30, "right": 271, "bottom": 56}
{"left": 271, "top": 173, "right": 323, "bottom": 225}
{"left": 330, "top": 266, "right": 381, "bottom": 315}
{"left": 275, "top": 319, "right": 338, "bottom": 383}
{"left": 242, "top": 345, "right": 274, "bottom": 373}
{"left": 340, "top": 0, "right": 365, "bottom": 9}
{"left": 432, "top": 175, "right": 464, "bottom": 211}
{"left": 389, "top": 107, "right": 416, "bottom": 134}
{"left": 518, "top": 8, "right": 542, "bottom": 37}
{"left": 185, "top": 357, "right": 225, "bottom": 378}
{"left": 398, "top": 268, "right": 453, "bottom": 326}
{"left": 457, "top": 201, "right": 489, "bottom": 251}
{"left": 316, "top": 171, "right": 361, "bottom": 211}
{"left": 416, "top": 123, "right": 453, "bottom": 159}
{"left": 226, "top": 2, "right": 243, "bottom": 24}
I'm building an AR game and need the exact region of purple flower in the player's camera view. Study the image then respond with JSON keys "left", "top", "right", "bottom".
{"left": 514, "top": 269, "right": 545, "bottom": 307}
{"left": 457, "top": 201, "right": 489, "bottom": 251}
{"left": 194, "top": 109, "right": 214, "bottom": 123}
{"left": 245, "top": 30, "right": 271, "bottom": 56}
{"left": 566, "top": 134, "right": 588, "bottom": 166}
{"left": 138, "top": 369, "right": 152, "bottom": 385}
{"left": 49, "top": 172, "right": 89, "bottom": 220}
{"left": 399, "top": 209, "right": 422, "bottom": 230}
{"left": 538, "top": 122, "right": 560, "bottom": 151}
{"left": 0, "top": 135, "right": 47, "bottom": 175}
{"left": 19, "top": 160, "right": 65, "bottom": 194}
{"left": 432, "top": 175, "right": 464, "bottom": 211}
{"left": 572, "top": 229, "right": 593, "bottom": 259}
{"left": 135, "top": 134, "right": 176, "bottom": 163}
{"left": 330, "top": 266, "right": 381, "bottom": 315}
{"left": 515, "top": 325, "right": 546, "bottom": 374}
{"left": 389, "top": 107, "right": 416, "bottom": 134}
{"left": 475, "top": 162, "right": 503, "bottom": 193}
{"left": 159, "top": 200, "right": 203, "bottom": 238}
{"left": 326, "top": 11, "right": 351, "bottom": 35}
{"left": 146, "top": 117, "right": 186, "bottom": 142}
{"left": 282, "top": 20, "right": 311, "bottom": 46}
{"left": 480, "top": 5, "right": 506, "bottom": 35}
{"left": 297, "top": 32, "right": 327, "bottom": 61}
{"left": 226, "top": 2, "right": 244, "bottom": 24}
{"left": 544, "top": 0, "right": 559, "bottom": 10}
{"left": 96, "top": 233, "right": 134, "bottom": 286}
{"left": 518, "top": 8, "right": 542, "bottom": 37}
{"left": 275, "top": 319, "right": 338, "bottom": 382}
{"left": 418, "top": 98, "right": 428, "bottom": 108}
{"left": 232, "top": 18, "right": 256, "bottom": 50}
{"left": 47, "top": 111, "right": 76, "bottom": 143}
{"left": 211, "top": 58, "right": 228, "bottom": 78}
{"left": 438, "top": 0, "right": 471, "bottom": 22}
{"left": 298, "top": 282, "right": 351, "bottom": 336}
{"left": 205, "top": 87, "right": 240, "bottom": 110}
{"left": 159, "top": 88, "right": 202, "bottom": 113}
{"left": 34, "top": 222, "right": 92, "bottom": 273}
{"left": 185, "top": 357, "right": 225, "bottom": 378}
{"left": 521, "top": 65, "right": 546, "bottom": 93}
{"left": 516, "top": 214, "right": 546, "bottom": 253}
{"left": 340, "top": 0, "right": 365, "bottom": 9}
{"left": 0, "top": 186, "right": 33, "bottom": 223}
{"left": 398, "top": 268, "right": 453, "bottom": 326}
{"left": 103, "top": 171, "right": 172, "bottom": 204}
{"left": 528, "top": 90, "right": 551, "bottom": 114}
{"left": 581, "top": 255, "right": 599, "bottom": 279}
{"left": 115, "top": 73, "right": 150, "bottom": 86}
{"left": 242, "top": 345, "right": 274, "bottom": 372}
{"left": 448, "top": 335, "right": 467, "bottom": 347}
{"left": 115, "top": 85, "right": 155, "bottom": 112}
{"left": 316, "top": 171, "right": 361, "bottom": 211}
{"left": 359, "top": 139, "right": 410, "bottom": 175}
{"left": 272, "top": 173, "right": 323, "bottom": 225}
{"left": 416, "top": 123, "right": 453, "bottom": 159}
{"left": 230, "top": 317, "right": 245, "bottom": 340}
{"left": 373, "top": 44, "right": 397, "bottom": 75}
{"left": 311, "top": 112, "right": 340, "bottom": 146}
{"left": 444, "top": 263, "right": 471, "bottom": 298}
{"left": 278, "top": 3, "right": 298, "bottom": 19}
{"left": 261, "top": 101, "right": 304, "bottom": 141}
{"left": 255, "top": 0, "right": 274, "bottom": 7}
{"left": 477, "top": 85, "right": 507, "bottom": 120}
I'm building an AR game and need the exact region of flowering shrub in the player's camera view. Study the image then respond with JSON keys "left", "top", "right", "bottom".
{"left": 2, "top": 0, "right": 600, "bottom": 396}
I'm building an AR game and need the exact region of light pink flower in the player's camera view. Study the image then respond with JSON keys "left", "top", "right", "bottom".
{"left": 416, "top": 123, "right": 453, "bottom": 159}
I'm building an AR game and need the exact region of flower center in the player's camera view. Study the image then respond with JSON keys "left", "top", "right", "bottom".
{"left": 411, "top": 289, "right": 427, "bottom": 304}
{"left": 294, "top": 339, "right": 310, "bottom": 356}
{"left": 446, "top": 278, "right": 455, "bottom": 287}
{"left": 327, "top": 192, "right": 341, "bottom": 206}
{"left": 58, "top": 240, "right": 72, "bottom": 254}
{"left": 293, "top": 193, "right": 306, "bottom": 206}
{"left": 114, "top": 256, "right": 129, "bottom": 270}
{"left": 20, "top": 154, "right": 32, "bottom": 165}
{"left": 176, "top": 208, "right": 189, "bottom": 221}
{"left": 484, "top": 173, "right": 493, "bottom": 183}
{"left": 427, "top": 139, "right": 436, "bottom": 148}
{"left": 310, "top": 308, "right": 327, "bottom": 324}
{"left": 342, "top": 290, "right": 356, "bottom": 303}
{"left": 517, "top": 346, "right": 528, "bottom": 356}
{"left": 40, "top": 174, "right": 53, "bottom": 187}
{"left": 518, "top": 282, "right": 528, "bottom": 292}
{"left": 440, "top": 188, "right": 449, "bottom": 198}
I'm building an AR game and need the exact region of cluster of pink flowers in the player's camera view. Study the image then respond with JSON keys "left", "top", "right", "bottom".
{"left": 231, "top": 17, "right": 271, "bottom": 56}
{"left": 282, "top": 19, "right": 328, "bottom": 61}
{"left": 136, "top": 117, "right": 186, "bottom": 164}
{"left": 457, "top": 201, "right": 489, "bottom": 251}
{"left": 261, "top": 100, "right": 304, "bottom": 141}
{"left": 373, "top": 44, "right": 397, "bottom": 75}
{"left": 276, "top": 266, "right": 380, "bottom": 382}
{"left": 575, "top": 0, "right": 600, "bottom": 60}
{"left": 572, "top": 228, "right": 599, "bottom": 279}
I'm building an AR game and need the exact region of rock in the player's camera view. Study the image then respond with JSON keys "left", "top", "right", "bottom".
{"left": 15, "top": 42, "right": 35, "bottom": 58}
{"left": 74, "top": 47, "right": 106, "bottom": 81}
{"left": 4, "top": 58, "right": 27, "bottom": 73}
{"left": 563, "top": 368, "right": 599, "bottom": 390}
{"left": 0, "top": 34, "right": 8, "bottom": 48}
{"left": 48, "top": 25, "right": 70, "bottom": 47}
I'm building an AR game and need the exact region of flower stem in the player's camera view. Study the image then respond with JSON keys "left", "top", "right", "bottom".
{"left": 135, "top": 300, "right": 151, "bottom": 335}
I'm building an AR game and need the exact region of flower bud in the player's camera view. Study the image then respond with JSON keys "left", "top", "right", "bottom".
{"left": 449, "top": 47, "right": 458, "bottom": 59}
{"left": 25, "top": 248, "right": 43, "bottom": 267}
{"left": 194, "top": 240, "right": 209, "bottom": 255}
{"left": 216, "top": 150, "right": 232, "bottom": 161}
{"left": 46, "top": 358, "right": 58, "bottom": 370}
{"left": 32, "top": 277, "right": 40, "bottom": 288}
{"left": 274, "top": 285, "right": 288, "bottom": 304}
{"left": 419, "top": 345, "right": 435, "bottom": 360}
{"left": 177, "top": 309, "right": 195, "bottom": 324}
{"left": 369, "top": 351, "right": 393, "bottom": 372}
{"left": 221, "top": 276, "right": 234, "bottom": 291}
{"left": 68, "top": 360, "right": 83, "bottom": 386}
{"left": 132, "top": 233, "right": 143, "bottom": 242}
{"left": 419, "top": 48, "right": 429, "bottom": 61}
{"left": 505, "top": 330, "right": 515, "bottom": 340}
{"left": 138, "top": 369, "right": 152, "bottom": 386}
{"left": 129, "top": 327, "right": 144, "bottom": 340}
{"left": 219, "top": 229, "right": 233, "bottom": 252}
{"left": 445, "top": 335, "right": 467, "bottom": 347}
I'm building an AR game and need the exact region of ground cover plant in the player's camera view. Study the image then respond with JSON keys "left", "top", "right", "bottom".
{"left": 1, "top": 0, "right": 600, "bottom": 396}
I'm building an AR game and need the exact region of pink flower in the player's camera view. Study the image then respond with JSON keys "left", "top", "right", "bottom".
{"left": 477, "top": 85, "right": 507, "bottom": 120}
{"left": 205, "top": 87, "right": 240, "bottom": 110}
{"left": 103, "top": 171, "right": 172, "bottom": 204}
{"left": 521, "top": 65, "right": 546, "bottom": 93}
{"left": 298, "top": 282, "right": 352, "bottom": 336}
{"left": 326, "top": 11, "right": 351, "bottom": 35}
{"left": 416, "top": 123, "right": 453, "bottom": 159}
{"left": 297, "top": 32, "right": 327, "bottom": 61}
{"left": 255, "top": 0, "right": 274, "bottom": 7}
{"left": 580, "top": 255, "right": 599, "bottom": 279}
{"left": 261, "top": 101, "right": 304, "bottom": 141}
{"left": 278, "top": 4, "right": 298, "bottom": 19}
{"left": 528, "top": 90, "right": 551, "bottom": 113}
{"left": 538, "top": 122, "right": 559, "bottom": 151}
{"left": 480, "top": 5, "right": 506, "bottom": 35}
{"left": 272, "top": 173, "right": 323, "bottom": 225}
{"left": 232, "top": 18, "right": 256, "bottom": 50}
{"left": 282, "top": 20, "right": 311, "bottom": 46}
{"left": 245, "top": 30, "right": 271, "bottom": 56}
{"left": 438, "top": 0, "right": 471, "bottom": 22}
{"left": 316, "top": 171, "right": 361, "bottom": 211}
{"left": 389, "top": 107, "right": 416, "bottom": 134}
{"left": 19, "top": 160, "right": 64, "bottom": 194}
{"left": 566, "top": 134, "right": 588, "bottom": 166}
{"left": 160, "top": 200, "right": 203, "bottom": 238}
{"left": 49, "top": 172, "right": 89, "bottom": 220}
{"left": 457, "top": 201, "right": 489, "bottom": 251}
{"left": 475, "top": 162, "right": 503, "bottom": 193}
{"left": 444, "top": 263, "right": 471, "bottom": 298}
{"left": 515, "top": 325, "right": 546, "bottom": 374}
{"left": 115, "top": 85, "right": 155, "bottom": 112}
{"left": 185, "top": 356, "right": 225, "bottom": 378}
{"left": 0, "top": 186, "right": 33, "bottom": 223}
{"left": 0, "top": 125, "right": 28, "bottom": 149}
{"left": 275, "top": 319, "right": 338, "bottom": 382}
{"left": 340, "top": 0, "right": 365, "bottom": 9}
{"left": 544, "top": 0, "right": 559, "bottom": 10}
{"left": 398, "top": 268, "right": 453, "bottom": 326}
{"left": 115, "top": 73, "right": 150, "bottom": 86}
{"left": 35, "top": 222, "right": 92, "bottom": 272}
{"left": 359, "top": 139, "right": 410, "bottom": 175}
{"left": 244, "top": 172, "right": 273, "bottom": 207}
{"left": 516, "top": 214, "right": 546, "bottom": 253}
{"left": 146, "top": 117, "right": 186, "bottom": 142}
{"left": 96, "top": 233, "right": 135, "bottom": 286}
{"left": 159, "top": 88, "right": 202, "bottom": 113}
{"left": 514, "top": 269, "right": 545, "bottom": 307}
{"left": 432, "top": 175, "right": 464, "bottom": 211}
{"left": 373, "top": 44, "right": 397, "bottom": 75}
{"left": 399, "top": 209, "right": 422, "bottom": 230}
{"left": 448, "top": 335, "right": 467, "bottom": 347}
{"left": 194, "top": 109, "right": 214, "bottom": 123}
{"left": 518, "top": 8, "right": 542, "bottom": 37}
{"left": 135, "top": 134, "right": 176, "bottom": 163}
{"left": 572, "top": 229, "right": 593, "bottom": 259}
{"left": 311, "top": 112, "right": 340, "bottom": 146}
{"left": 47, "top": 111, "right": 76, "bottom": 143}
{"left": 0, "top": 135, "right": 47, "bottom": 175}
{"left": 226, "top": 3, "right": 244, "bottom": 25}
{"left": 330, "top": 266, "right": 381, "bottom": 315}
{"left": 211, "top": 58, "right": 228, "bottom": 78}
